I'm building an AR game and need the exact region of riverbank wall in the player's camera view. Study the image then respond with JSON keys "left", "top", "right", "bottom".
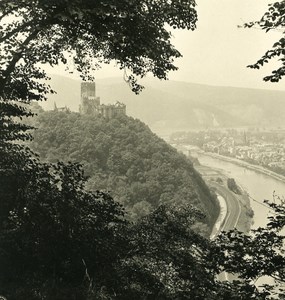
{"left": 198, "top": 150, "right": 285, "bottom": 184}
{"left": 210, "top": 195, "right": 227, "bottom": 239}
{"left": 196, "top": 163, "right": 253, "bottom": 234}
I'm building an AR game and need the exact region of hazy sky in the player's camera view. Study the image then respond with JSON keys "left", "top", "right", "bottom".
{"left": 50, "top": 0, "right": 285, "bottom": 91}
{"left": 168, "top": 0, "right": 284, "bottom": 90}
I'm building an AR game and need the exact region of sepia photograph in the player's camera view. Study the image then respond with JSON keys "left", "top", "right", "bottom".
{"left": 1, "top": 0, "right": 285, "bottom": 299}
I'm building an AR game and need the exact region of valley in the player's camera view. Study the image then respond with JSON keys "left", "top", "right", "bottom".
{"left": 42, "top": 75, "right": 285, "bottom": 135}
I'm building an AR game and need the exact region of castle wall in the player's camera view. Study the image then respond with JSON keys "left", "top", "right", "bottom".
{"left": 80, "top": 82, "right": 126, "bottom": 119}
{"left": 81, "top": 82, "right": 101, "bottom": 114}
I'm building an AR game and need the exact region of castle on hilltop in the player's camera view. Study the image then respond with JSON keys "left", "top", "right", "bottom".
{"left": 79, "top": 82, "right": 126, "bottom": 119}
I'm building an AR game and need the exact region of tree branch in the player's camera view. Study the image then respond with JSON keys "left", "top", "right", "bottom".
{"left": 0, "top": 28, "right": 41, "bottom": 97}
{"left": 0, "top": 19, "right": 38, "bottom": 43}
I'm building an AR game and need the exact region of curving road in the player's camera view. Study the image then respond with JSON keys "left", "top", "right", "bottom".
{"left": 209, "top": 182, "right": 242, "bottom": 281}
{"left": 174, "top": 145, "right": 243, "bottom": 232}
{"left": 210, "top": 182, "right": 242, "bottom": 232}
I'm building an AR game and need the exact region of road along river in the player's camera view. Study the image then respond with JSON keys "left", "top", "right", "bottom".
{"left": 193, "top": 151, "right": 285, "bottom": 228}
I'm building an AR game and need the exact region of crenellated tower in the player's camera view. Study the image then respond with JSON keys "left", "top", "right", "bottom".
{"left": 79, "top": 81, "right": 126, "bottom": 118}
{"left": 80, "top": 82, "right": 100, "bottom": 114}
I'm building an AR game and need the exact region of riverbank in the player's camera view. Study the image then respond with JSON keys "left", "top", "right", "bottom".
{"left": 196, "top": 164, "right": 253, "bottom": 234}
{"left": 194, "top": 151, "right": 285, "bottom": 229}
{"left": 198, "top": 150, "right": 285, "bottom": 184}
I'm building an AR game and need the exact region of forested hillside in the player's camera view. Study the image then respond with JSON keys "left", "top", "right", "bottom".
{"left": 30, "top": 110, "right": 218, "bottom": 232}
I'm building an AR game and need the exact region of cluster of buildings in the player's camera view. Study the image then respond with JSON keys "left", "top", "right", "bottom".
{"left": 170, "top": 129, "right": 285, "bottom": 172}
{"left": 202, "top": 132, "right": 285, "bottom": 170}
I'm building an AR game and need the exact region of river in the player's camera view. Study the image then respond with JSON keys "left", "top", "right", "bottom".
{"left": 194, "top": 152, "right": 285, "bottom": 228}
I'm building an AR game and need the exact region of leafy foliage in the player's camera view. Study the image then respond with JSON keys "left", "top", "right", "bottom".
{"left": 227, "top": 178, "right": 242, "bottom": 195}
{"left": 0, "top": 0, "right": 197, "bottom": 95}
{"left": 245, "top": 1, "right": 285, "bottom": 82}
{"left": 29, "top": 110, "right": 218, "bottom": 231}
{"left": 211, "top": 197, "right": 285, "bottom": 300}
{"left": 0, "top": 144, "right": 129, "bottom": 299}
{"left": 110, "top": 204, "right": 218, "bottom": 299}
{"left": 3, "top": 149, "right": 285, "bottom": 300}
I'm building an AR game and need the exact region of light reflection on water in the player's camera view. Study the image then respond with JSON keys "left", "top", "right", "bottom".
{"left": 194, "top": 152, "right": 285, "bottom": 288}
{"left": 195, "top": 153, "right": 285, "bottom": 228}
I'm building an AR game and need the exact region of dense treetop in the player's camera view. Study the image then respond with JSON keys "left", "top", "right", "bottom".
{"left": 3, "top": 139, "right": 285, "bottom": 298}
{"left": 30, "top": 110, "right": 218, "bottom": 231}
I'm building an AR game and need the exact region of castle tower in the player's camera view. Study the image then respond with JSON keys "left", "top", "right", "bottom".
{"left": 81, "top": 82, "right": 96, "bottom": 100}
{"left": 79, "top": 81, "right": 126, "bottom": 118}
{"left": 80, "top": 82, "right": 100, "bottom": 114}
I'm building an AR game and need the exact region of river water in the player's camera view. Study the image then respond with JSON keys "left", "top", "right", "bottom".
{"left": 194, "top": 152, "right": 285, "bottom": 228}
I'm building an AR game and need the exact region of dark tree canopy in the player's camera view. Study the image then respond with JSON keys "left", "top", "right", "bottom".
{"left": 246, "top": 1, "right": 285, "bottom": 82}
{"left": 0, "top": 0, "right": 197, "bottom": 96}
{"left": 29, "top": 111, "right": 218, "bottom": 230}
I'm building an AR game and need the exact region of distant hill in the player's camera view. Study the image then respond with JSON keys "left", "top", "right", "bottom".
{"left": 42, "top": 74, "right": 285, "bottom": 135}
